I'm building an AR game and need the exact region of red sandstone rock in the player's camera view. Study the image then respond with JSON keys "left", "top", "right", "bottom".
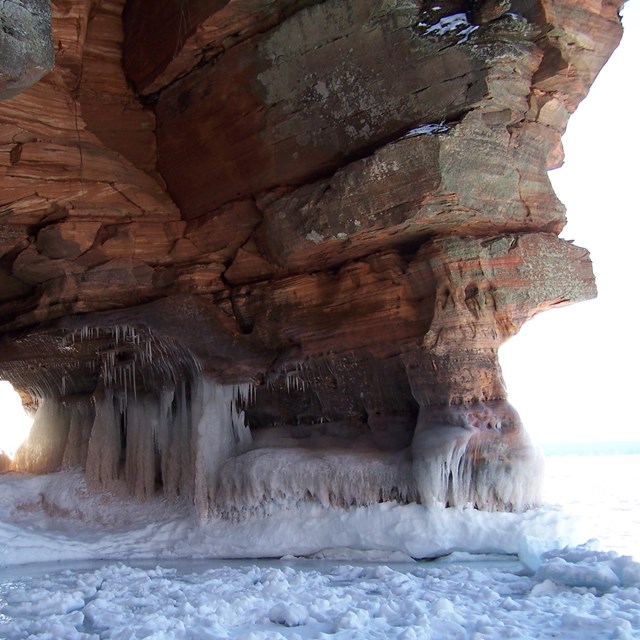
{"left": 0, "top": 0, "right": 624, "bottom": 514}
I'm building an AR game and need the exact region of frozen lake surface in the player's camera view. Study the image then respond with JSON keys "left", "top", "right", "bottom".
{"left": 542, "top": 452, "right": 640, "bottom": 560}
{"left": 1, "top": 452, "right": 639, "bottom": 638}
{"left": 2, "top": 550, "right": 639, "bottom": 639}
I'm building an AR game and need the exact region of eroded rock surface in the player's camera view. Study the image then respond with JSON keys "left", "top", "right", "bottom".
{"left": 0, "top": 0, "right": 623, "bottom": 519}
{"left": 0, "top": 0, "right": 54, "bottom": 100}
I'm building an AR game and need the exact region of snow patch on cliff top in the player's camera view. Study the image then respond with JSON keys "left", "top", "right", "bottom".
{"left": 420, "top": 13, "right": 479, "bottom": 43}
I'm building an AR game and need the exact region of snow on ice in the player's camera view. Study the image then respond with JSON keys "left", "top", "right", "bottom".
{"left": 1, "top": 470, "right": 640, "bottom": 638}
{"left": 402, "top": 123, "right": 451, "bottom": 138}
{"left": 1, "top": 551, "right": 640, "bottom": 639}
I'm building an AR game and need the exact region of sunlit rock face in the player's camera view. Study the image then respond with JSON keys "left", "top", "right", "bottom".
{"left": 0, "top": 0, "right": 622, "bottom": 518}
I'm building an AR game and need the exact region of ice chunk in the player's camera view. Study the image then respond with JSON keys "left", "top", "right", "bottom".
{"left": 268, "top": 603, "right": 309, "bottom": 627}
{"left": 532, "top": 546, "right": 640, "bottom": 594}
{"left": 519, "top": 535, "right": 562, "bottom": 572}
{"left": 535, "top": 556, "right": 621, "bottom": 592}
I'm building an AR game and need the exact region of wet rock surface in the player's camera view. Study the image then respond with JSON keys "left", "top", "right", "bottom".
{"left": 0, "top": 0, "right": 623, "bottom": 516}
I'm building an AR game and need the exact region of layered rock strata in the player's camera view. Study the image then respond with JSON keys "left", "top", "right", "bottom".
{"left": 0, "top": 0, "right": 623, "bottom": 519}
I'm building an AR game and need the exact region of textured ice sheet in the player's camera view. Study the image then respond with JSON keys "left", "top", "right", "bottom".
{"left": 1, "top": 551, "right": 639, "bottom": 639}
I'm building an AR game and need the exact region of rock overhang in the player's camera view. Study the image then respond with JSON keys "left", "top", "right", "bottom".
{"left": 0, "top": 0, "right": 623, "bottom": 518}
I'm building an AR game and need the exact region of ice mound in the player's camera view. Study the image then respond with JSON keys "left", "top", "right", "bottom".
{"left": 533, "top": 545, "right": 640, "bottom": 593}
{"left": 0, "top": 470, "right": 577, "bottom": 565}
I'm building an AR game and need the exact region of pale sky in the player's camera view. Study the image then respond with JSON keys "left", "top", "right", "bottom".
{"left": 500, "top": 1, "right": 640, "bottom": 444}
{"left": 1, "top": 4, "right": 638, "bottom": 454}
{"left": 0, "top": 381, "right": 32, "bottom": 456}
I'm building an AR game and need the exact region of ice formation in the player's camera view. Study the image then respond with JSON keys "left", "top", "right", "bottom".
{"left": 2, "top": 466, "right": 639, "bottom": 639}
{"left": 193, "top": 379, "right": 252, "bottom": 518}
{"left": 13, "top": 355, "right": 254, "bottom": 517}
{"left": 412, "top": 403, "right": 543, "bottom": 511}
{"left": 9, "top": 362, "right": 540, "bottom": 522}
{"left": 11, "top": 337, "right": 544, "bottom": 518}
{"left": 212, "top": 401, "right": 542, "bottom": 516}
{"left": 215, "top": 447, "right": 416, "bottom": 516}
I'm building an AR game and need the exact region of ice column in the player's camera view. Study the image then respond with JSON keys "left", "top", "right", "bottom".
{"left": 153, "top": 383, "right": 194, "bottom": 499}
{"left": 192, "top": 376, "right": 252, "bottom": 519}
{"left": 85, "top": 388, "right": 122, "bottom": 490}
{"left": 62, "top": 397, "right": 95, "bottom": 469}
{"left": 124, "top": 392, "right": 159, "bottom": 499}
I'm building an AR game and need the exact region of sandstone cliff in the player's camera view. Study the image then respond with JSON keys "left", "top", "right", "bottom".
{"left": 0, "top": 0, "right": 623, "bottom": 517}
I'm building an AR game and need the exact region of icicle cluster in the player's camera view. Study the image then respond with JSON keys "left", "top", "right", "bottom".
{"left": 214, "top": 447, "right": 416, "bottom": 518}
{"left": 60, "top": 324, "right": 203, "bottom": 401}
{"left": 82, "top": 376, "right": 253, "bottom": 507}
{"left": 411, "top": 417, "right": 543, "bottom": 511}
{"left": 6, "top": 358, "right": 86, "bottom": 400}
{"left": 85, "top": 383, "right": 194, "bottom": 499}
